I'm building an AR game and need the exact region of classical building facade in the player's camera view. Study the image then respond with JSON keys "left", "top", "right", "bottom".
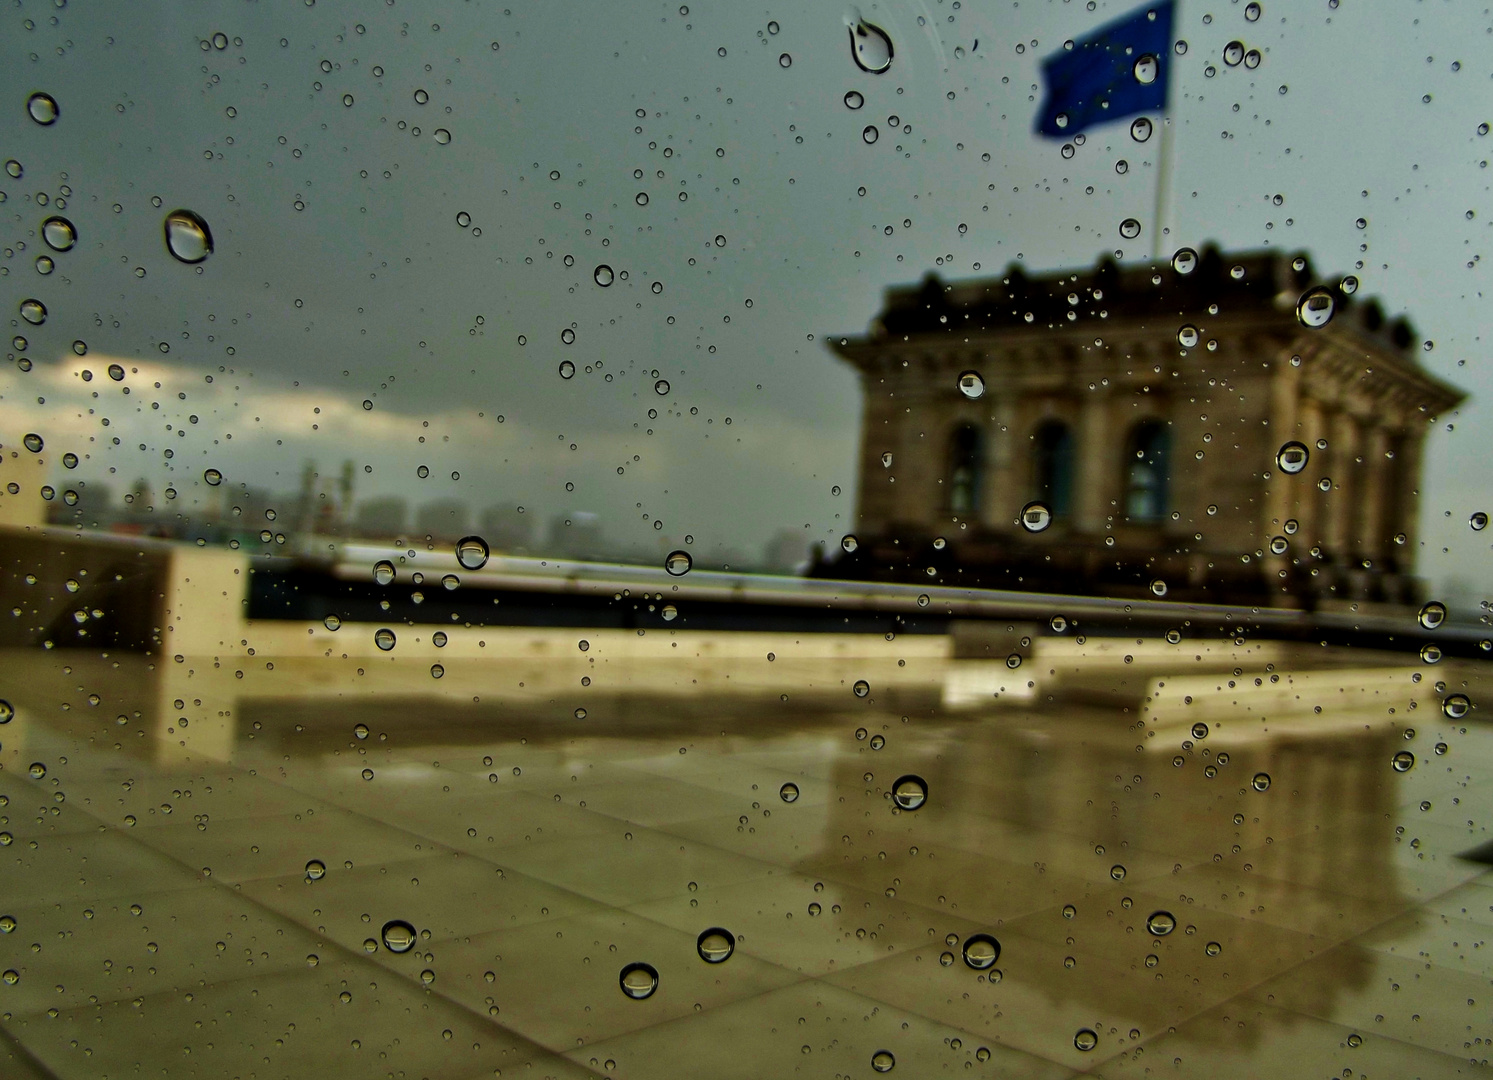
{"left": 829, "top": 247, "right": 1465, "bottom": 606}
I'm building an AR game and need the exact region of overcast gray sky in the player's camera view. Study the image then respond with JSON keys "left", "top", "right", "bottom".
{"left": 2, "top": 0, "right": 1489, "bottom": 594}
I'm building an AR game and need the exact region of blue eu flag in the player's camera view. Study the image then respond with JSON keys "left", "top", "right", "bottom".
{"left": 1035, "top": 1, "right": 1174, "bottom": 138}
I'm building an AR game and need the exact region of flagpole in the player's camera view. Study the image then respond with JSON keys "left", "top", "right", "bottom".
{"left": 1151, "top": 115, "right": 1172, "bottom": 261}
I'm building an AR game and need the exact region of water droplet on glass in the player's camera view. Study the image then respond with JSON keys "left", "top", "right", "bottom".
{"left": 961, "top": 933, "right": 1000, "bottom": 969}
{"left": 1174, "top": 324, "right": 1203, "bottom": 349}
{"left": 1205, "top": 940, "right": 1222, "bottom": 956}
{"left": 593, "top": 264, "right": 614, "bottom": 286}
{"left": 41, "top": 216, "right": 76, "bottom": 252}
{"left": 697, "top": 928, "right": 735, "bottom": 963}
{"left": 1391, "top": 750, "right": 1415, "bottom": 773}
{"left": 1420, "top": 643, "right": 1441, "bottom": 664}
{"left": 456, "top": 535, "right": 490, "bottom": 570}
{"left": 779, "top": 782, "right": 800, "bottom": 803}
{"left": 1019, "top": 501, "right": 1052, "bottom": 533}
{"left": 1172, "top": 247, "right": 1198, "bottom": 274}
{"left": 558, "top": 360, "right": 576, "bottom": 380}
{"left": 433, "top": 128, "right": 451, "bottom": 144}
{"left": 19, "top": 299, "right": 46, "bottom": 325}
{"left": 1119, "top": 218, "right": 1142, "bottom": 239}
{"left": 619, "top": 961, "right": 659, "bottom": 999}
{"left": 323, "top": 614, "right": 341, "bottom": 632}
{"left": 654, "top": 379, "right": 670, "bottom": 395}
{"left": 661, "top": 603, "right": 678, "bottom": 621}
{"left": 1149, "top": 579, "right": 1168, "bottom": 597}
{"left": 1443, "top": 693, "right": 1470, "bottom": 719}
{"left": 1146, "top": 911, "right": 1176, "bottom": 936}
{"left": 1130, "top": 116, "right": 1153, "bottom": 142}
{"left": 373, "top": 560, "right": 395, "bottom": 586}
{"left": 1245, "top": 1, "right": 1262, "bottom": 20}
{"left": 1295, "top": 287, "right": 1335, "bottom": 328}
{"left": 1223, "top": 40, "right": 1245, "bottom": 65}
{"left": 108, "top": 363, "right": 125, "bottom": 381}
{"left": 26, "top": 92, "right": 58, "bottom": 126}
{"left": 1252, "top": 772, "right": 1271, "bottom": 792}
{"left": 1269, "top": 535, "right": 1288, "bottom": 555}
{"left": 847, "top": 16, "right": 894, "bottom": 74}
{"left": 1074, "top": 1029, "right": 1098, "bottom": 1052}
{"left": 374, "top": 628, "right": 397, "bottom": 651}
{"left": 354, "top": 723, "right": 370, "bottom": 740}
{"left": 380, "top": 919, "right": 416, "bottom": 953}
{"left": 778, "top": 52, "right": 792, "bottom": 67}
{"left": 164, "top": 210, "right": 214, "bottom": 264}
{"left": 891, "top": 774, "right": 927, "bottom": 810}
{"left": 203, "top": 468, "right": 222, "bottom": 486}
{"left": 1418, "top": 601, "right": 1446, "bottom": 630}
{"left": 1275, "top": 441, "right": 1309, "bottom": 474}
{"left": 456, "top": 211, "right": 472, "bottom": 227}
{"left": 665, "top": 550, "right": 692, "bottom": 576}
{"left": 0, "top": 700, "right": 12, "bottom": 724}
{"left": 956, "top": 370, "right": 986, "bottom": 399}
{"left": 870, "top": 1050, "right": 896, "bottom": 1073}
{"left": 4, "top": 159, "right": 21, "bottom": 179}
{"left": 844, "top": 90, "right": 864, "bottom": 109}
{"left": 841, "top": 534, "right": 860, "bottom": 554}
{"left": 1133, "top": 54, "right": 1159, "bottom": 84}
{"left": 28, "top": 762, "right": 46, "bottom": 780}
{"left": 0, "top": 916, "right": 14, "bottom": 934}
{"left": 22, "top": 433, "right": 43, "bottom": 453}
{"left": 305, "top": 859, "right": 326, "bottom": 880}
{"left": 862, "top": 124, "right": 879, "bottom": 143}
{"left": 852, "top": 679, "right": 870, "bottom": 697}
{"left": 1471, "top": 511, "right": 1488, "bottom": 532}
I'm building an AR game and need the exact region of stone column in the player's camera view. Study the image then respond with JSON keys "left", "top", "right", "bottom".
{"left": 1355, "top": 425, "right": 1390, "bottom": 563}
{"left": 985, "top": 390, "right": 1018, "bottom": 530}
{"left": 1392, "top": 428, "right": 1426, "bottom": 557}
{"left": 1294, "top": 397, "right": 1327, "bottom": 551}
{"left": 1324, "top": 410, "right": 1360, "bottom": 561}
{"left": 1075, "top": 391, "right": 1111, "bottom": 535}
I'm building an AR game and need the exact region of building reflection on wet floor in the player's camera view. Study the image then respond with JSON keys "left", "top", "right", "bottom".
{"left": 1, "top": 630, "right": 1490, "bottom": 1079}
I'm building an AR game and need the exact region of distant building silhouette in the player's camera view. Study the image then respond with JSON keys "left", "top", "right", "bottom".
{"left": 547, "top": 511, "right": 604, "bottom": 560}
{"left": 355, "top": 496, "right": 408, "bottom": 538}
{"left": 415, "top": 498, "right": 469, "bottom": 540}
{"left": 480, "top": 502, "right": 534, "bottom": 553}
{"left": 829, "top": 247, "right": 1464, "bottom": 606}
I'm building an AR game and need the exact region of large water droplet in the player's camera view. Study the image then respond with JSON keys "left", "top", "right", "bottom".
{"left": 1275, "top": 441, "right": 1309, "bottom": 474}
{"left": 1295, "top": 287, "right": 1335, "bottom": 327}
{"left": 28, "top": 762, "right": 46, "bottom": 780}
{"left": 696, "top": 928, "right": 735, "bottom": 963}
{"left": 1222, "top": 40, "right": 1245, "bottom": 66}
{"left": 1471, "top": 511, "right": 1488, "bottom": 532}
{"left": 108, "top": 364, "right": 125, "bottom": 381}
{"left": 203, "top": 468, "right": 222, "bottom": 486}
{"left": 1172, "top": 247, "right": 1198, "bottom": 274}
{"left": 957, "top": 370, "right": 985, "bottom": 399}
{"left": 26, "top": 92, "right": 58, "bottom": 126}
{"left": 779, "top": 782, "right": 799, "bottom": 803}
{"left": 41, "top": 216, "right": 76, "bottom": 252}
{"left": 324, "top": 614, "right": 341, "bottom": 631}
{"left": 1252, "top": 772, "right": 1271, "bottom": 791}
{"left": 862, "top": 124, "right": 879, "bottom": 143}
{"left": 1443, "top": 693, "right": 1470, "bottom": 719}
{"left": 841, "top": 534, "right": 859, "bottom": 554}
{"left": 1119, "top": 217, "right": 1142, "bottom": 239}
{"left": 380, "top": 919, "right": 416, "bottom": 953}
{"left": 1133, "top": 53, "right": 1159, "bottom": 84}
{"left": 456, "top": 535, "right": 490, "bottom": 571}
{"left": 619, "top": 961, "right": 659, "bottom": 999}
{"left": 0, "top": 915, "right": 15, "bottom": 933}
{"left": 664, "top": 550, "right": 692, "bottom": 576}
{"left": 654, "top": 379, "right": 670, "bottom": 395}
{"left": 373, "top": 560, "right": 396, "bottom": 586}
{"left": 661, "top": 603, "right": 678, "bottom": 621}
{"left": 1146, "top": 911, "right": 1176, "bottom": 936}
{"left": 0, "top": 700, "right": 12, "bottom": 724}
{"left": 1019, "top": 501, "right": 1052, "bottom": 533}
{"left": 1130, "top": 116, "right": 1153, "bottom": 142}
{"left": 1391, "top": 750, "right": 1415, "bottom": 773}
{"left": 164, "top": 210, "right": 214, "bottom": 264}
{"left": 19, "top": 299, "right": 46, "bottom": 325}
{"left": 305, "top": 859, "right": 327, "bottom": 880}
{"left": 1420, "top": 643, "right": 1442, "bottom": 664}
{"left": 1418, "top": 601, "right": 1446, "bottom": 630}
{"left": 1177, "top": 324, "right": 1199, "bottom": 348}
{"left": 871, "top": 1050, "right": 896, "bottom": 1073}
{"left": 961, "top": 933, "right": 1000, "bottom": 969}
{"left": 852, "top": 679, "right": 870, "bottom": 698}
{"left": 844, "top": 90, "right": 864, "bottom": 109}
{"left": 1074, "top": 1029, "right": 1098, "bottom": 1052}
{"left": 23, "top": 433, "right": 43, "bottom": 453}
{"left": 1149, "top": 579, "right": 1168, "bottom": 597}
{"left": 593, "top": 264, "right": 614, "bottom": 287}
{"left": 1245, "top": 2, "right": 1262, "bottom": 20}
{"left": 433, "top": 128, "right": 452, "bottom": 144}
{"left": 891, "top": 774, "right": 927, "bottom": 810}
{"left": 374, "top": 627, "right": 397, "bottom": 651}
{"left": 847, "top": 16, "right": 894, "bottom": 74}
{"left": 559, "top": 360, "right": 576, "bottom": 380}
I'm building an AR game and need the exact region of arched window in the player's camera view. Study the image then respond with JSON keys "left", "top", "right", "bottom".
{"left": 1031, "top": 421, "right": 1074, "bottom": 517}
{"left": 948, "top": 424, "right": 983, "bottom": 516}
{"left": 1124, "top": 421, "right": 1170, "bottom": 523}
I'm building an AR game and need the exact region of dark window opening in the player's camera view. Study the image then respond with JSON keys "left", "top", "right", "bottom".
{"left": 1032, "top": 421, "right": 1074, "bottom": 518}
{"left": 948, "top": 424, "right": 983, "bottom": 516}
{"left": 1124, "top": 420, "right": 1170, "bottom": 524}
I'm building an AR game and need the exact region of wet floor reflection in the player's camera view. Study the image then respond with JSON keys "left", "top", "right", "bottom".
{"left": 0, "top": 638, "right": 1490, "bottom": 1078}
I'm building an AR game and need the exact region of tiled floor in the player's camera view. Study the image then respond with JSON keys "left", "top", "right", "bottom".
{"left": 1, "top": 635, "right": 1491, "bottom": 1078}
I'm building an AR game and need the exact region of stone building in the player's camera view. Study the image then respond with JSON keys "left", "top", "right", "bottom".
{"left": 828, "top": 247, "right": 1465, "bottom": 606}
